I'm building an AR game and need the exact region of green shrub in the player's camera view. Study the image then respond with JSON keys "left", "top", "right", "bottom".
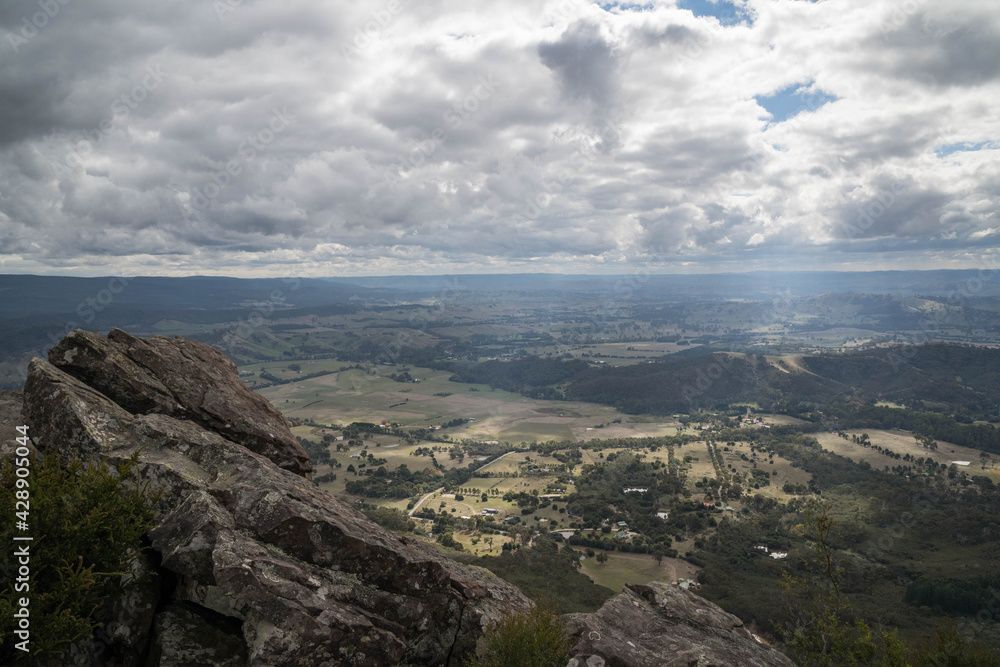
{"left": 362, "top": 506, "right": 416, "bottom": 533}
{"left": 908, "top": 624, "right": 1000, "bottom": 667}
{"left": 0, "top": 449, "right": 159, "bottom": 663}
{"left": 468, "top": 606, "right": 572, "bottom": 667}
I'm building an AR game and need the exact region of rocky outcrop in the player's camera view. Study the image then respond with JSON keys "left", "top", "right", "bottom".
{"left": 47, "top": 328, "right": 312, "bottom": 478}
{"left": 564, "top": 583, "right": 797, "bottom": 667}
{"left": 18, "top": 329, "right": 797, "bottom": 667}
{"left": 21, "top": 331, "right": 531, "bottom": 666}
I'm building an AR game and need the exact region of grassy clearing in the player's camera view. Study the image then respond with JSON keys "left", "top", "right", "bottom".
{"left": 450, "top": 529, "right": 513, "bottom": 556}
{"left": 246, "top": 358, "right": 682, "bottom": 442}
{"left": 474, "top": 452, "right": 562, "bottom": 475}
{"left": 717, "top": 441, "right": 813, "bottom": 502}
{"left": 678, "top": 442, "right": 718, "bottom": 481}
{"left": 758, "top": 413, "right": 809, "bottom": 426}
{"left": 814, "top": 429, "right": 997, "bottom": 479}
{"left": 558, "top": 341, "right": 703, "bottom": 366}
{"left": 499, "top": 422, "right": 576, "bottom": 444}
{"left": 578, "top": 551, "right": 697, "bottom": 592}
{"left": 571, "top": 421, "right": 684, "bottom": 441}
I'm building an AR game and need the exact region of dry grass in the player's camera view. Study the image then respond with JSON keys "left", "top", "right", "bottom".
{"left": 814, "top": 429, "right": 997, "bottom": 479}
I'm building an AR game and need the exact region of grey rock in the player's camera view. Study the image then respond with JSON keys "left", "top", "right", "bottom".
{"left": 47, "top": 329, "right": 311, "bottom": 478}
{"left": 0, "top": 389, "right": 27, "bottom": 459}
{"left": 106, "top": 550, "right": 162, "bottom": 664}
{"left": 145, "top": 602, "right": 247, "bottom": 667}
{"left": 563, "top": 582, "right": 798, "bottom": 667}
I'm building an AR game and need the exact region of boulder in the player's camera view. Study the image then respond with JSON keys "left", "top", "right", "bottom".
{"left": 47, "top": 329, "right": 311, "bottom": 478}
{"left": 563, "top": 582, "right": 797, "bottom": 667}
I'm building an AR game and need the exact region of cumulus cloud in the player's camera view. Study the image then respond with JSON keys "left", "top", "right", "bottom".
{"left": 0, "top": 0, "right": 998, "bottom": 276}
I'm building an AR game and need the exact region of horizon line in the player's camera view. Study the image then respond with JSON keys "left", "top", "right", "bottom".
{"left": 0, "top": 266, "right": 995, "bottom": 280}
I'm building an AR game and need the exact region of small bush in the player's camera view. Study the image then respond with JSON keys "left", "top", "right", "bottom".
{"left": 363, "top": 506, "right": 416, "bottom": 533}
{"left": 467, "top": 606, "right": 572, "bottom": 667}
{"left": 0, "top": 450, "right": 159, "bottom": 663}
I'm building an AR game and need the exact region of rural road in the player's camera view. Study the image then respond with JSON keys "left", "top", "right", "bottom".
{"left": 408, "top": 449, "right": 519, "bottom": 517}
{"left": 475, "top": 450, "right": 517, "bottom": 472}
{"left": 408, "top": 486, "right": 444, "bottom": 516}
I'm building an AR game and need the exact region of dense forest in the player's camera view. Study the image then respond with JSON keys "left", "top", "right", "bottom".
{"left": 445, "top": 343, "right": 1000, "bottom": 421}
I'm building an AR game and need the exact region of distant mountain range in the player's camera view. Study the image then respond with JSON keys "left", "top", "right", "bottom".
{"left": 2, "top": 269, "right": 997, "bottom": 319}
{"left": 1, "top": 270, "right": 997, "bottom": 391}
{"left": 331, "top": 269, "right": 1000, "bottom": 298}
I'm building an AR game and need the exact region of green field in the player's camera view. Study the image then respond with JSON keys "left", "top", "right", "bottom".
{"left": 499, "top": 422, "right": 576, "bottom": 444}
{"left": 578, "top": 551, "right": 699, "bottom": 592}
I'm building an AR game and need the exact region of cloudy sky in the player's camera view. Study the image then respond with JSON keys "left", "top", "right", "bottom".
{"left": 0, "top": 0, "right": 998, "bottom": 277}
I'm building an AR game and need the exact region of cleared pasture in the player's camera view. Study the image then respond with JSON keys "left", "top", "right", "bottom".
{"left": 560, "top": 341, "right": 704, "bottom": 366}
{"left": 571, "top": 421, "right": 683, "bottom": 441}
{"left": 678, "top": 442, "right": 718, "bottom": 482}
{"left": 717, "top": 441, "right": 814, "bottom": 501}
{"left": 450, "top": 529, "right": 513, "bottom": 556}
{"left": 578, "top": 551, "right": 698, "bottom": 592}
{"left": 248, "top": 358, "right": 682, "bottom": 443}
{"left": 814, "top": 430, "right": 997, "bottom": 479}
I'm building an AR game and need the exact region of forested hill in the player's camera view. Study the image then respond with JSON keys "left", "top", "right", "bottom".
{"left": 799, "top": 344, "right": 1000, "bottom": 414}
{"left": 449, "top": 343, "right": 1000, "bottom": 419}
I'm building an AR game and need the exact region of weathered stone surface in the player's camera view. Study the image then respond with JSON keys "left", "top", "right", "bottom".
{"left": 47, "top": 328, "right": 311, "bottom": 477}
{"left": 563, "top": 582, "right": 797, "bottom": 667}
{"left": 145, "top": 602, "right": 247, "bottom": 667}
{"left": 0, "top": 389, "right": 26, "bottom": 458}
{"left": 106, "top": 550, "right": 162, "bottom": 664}
{"left": 22, "top": 346, "right": 531, "bottom": 667}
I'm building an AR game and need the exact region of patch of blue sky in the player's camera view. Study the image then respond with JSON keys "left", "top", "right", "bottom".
{"left": 755, "top": 82, "right": 838, "bottom": 125}
{"left": 933, "top": 141, "right": 997, "bottom": 158}
{"left": 678, "top": 0, "right": 753, "bottom": 27}
{"left": 599, "top": 2, "right": 655, "bottom": 12}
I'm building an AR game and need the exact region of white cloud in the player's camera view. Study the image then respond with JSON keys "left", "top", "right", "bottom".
{"left": 0, "top": 0, "right": 998, "bottom": 275}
